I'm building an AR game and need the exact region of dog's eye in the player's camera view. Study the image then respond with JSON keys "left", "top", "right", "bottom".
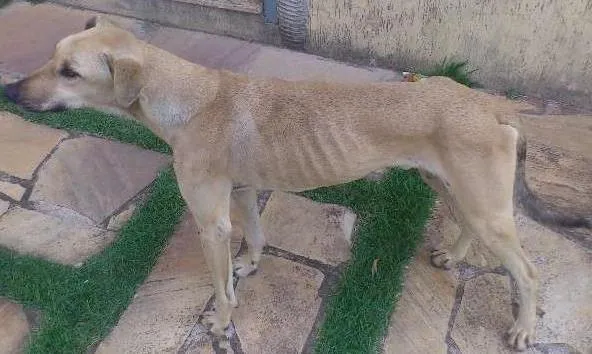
{"left": 59, "top": 67, "right": 80, "bottom": 79}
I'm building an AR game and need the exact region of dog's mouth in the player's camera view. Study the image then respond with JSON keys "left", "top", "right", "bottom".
{"left": 4, "top": 80, "right": 67, "bottom": 112}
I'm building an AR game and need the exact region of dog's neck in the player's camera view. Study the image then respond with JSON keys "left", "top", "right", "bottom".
{"left": 126, "top": 44, "right": 221, "bottom": 146}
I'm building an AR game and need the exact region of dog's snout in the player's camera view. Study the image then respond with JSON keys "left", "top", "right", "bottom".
{"left": 5, "top": 81, "right": 22, "bottom": 103}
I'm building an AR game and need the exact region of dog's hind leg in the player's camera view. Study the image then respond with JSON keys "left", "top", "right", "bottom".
{"left": 231, "top": 187, "right": 266, "bottom": 277}
{"left": 446, "top": 125, "right": 538, "bottom": 350}
{"left": 462, "top": 211, "right": 538, "bottom": 350}
{"left": 420, "top": 170, "right": 473, "bottom": 269}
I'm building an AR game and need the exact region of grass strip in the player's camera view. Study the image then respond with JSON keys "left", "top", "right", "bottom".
{"left": 306, "top": 170, "right": 434, "bottom": 353}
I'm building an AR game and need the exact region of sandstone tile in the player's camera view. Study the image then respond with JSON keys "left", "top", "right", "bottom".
{"left": 0, "top": 181, "right": 25, "bottom": 201}
{"left": 0, "top": 112, "right": 66, "bottom": 179}
{"left": 0, "top": 298, "right": 30, "bottom": 354}
{"left": 96, "top": 213, "right": 214, "bottom": 354}
{"left": 261, "top": 192, "right": 355, "bottom": 266}
{"left": 0, "top": 3, "right": 90, "bottom": 74}
{"left": 0, "top": 206, "right": 115, "bottom": 265}
{"left": 0, "top": 3, "right": 151, "bottom": 75}
{"left": 382, "top": 232, "right": 458, "bottom": 353}
{"left": 233, "top": 255, "right": 323, "bottom": 354}
{"left": 516, "top": 214, "right": 592, "bottom": 353}
{"left": 520, "top": 114, "right": 592, "bottom": 219}
{"left": 148, "top": 27, "right": 261, "bottom": 71}
{"left": 235, "top": 45, "right": 402, "bottom": 82}
{"left": 451, "top": 273, "right": 515, "bottom": 354}
{"left": 31, "top": 136, "right": 170, "bottom": 223}
{"left": 106, "top": 203, "right": 137, "bottom": 231}
{"left": 148, "top": 26, "right": 401, "bottom": 83}
{"left": 0, "top": 200, "right": 9, "bottom": 216}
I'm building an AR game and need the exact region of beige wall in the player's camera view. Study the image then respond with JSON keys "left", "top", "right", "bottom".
{"left": 307, "top": 0, "right": 592, "bottom": 107}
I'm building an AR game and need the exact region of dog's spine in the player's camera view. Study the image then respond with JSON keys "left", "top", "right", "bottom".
{"left": 513, "top": 131, "right": 591, "bottom": 229}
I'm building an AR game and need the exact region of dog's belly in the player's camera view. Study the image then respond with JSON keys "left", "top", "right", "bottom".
{"left": 232, "top": 129, "right": 427, "bottom": 192}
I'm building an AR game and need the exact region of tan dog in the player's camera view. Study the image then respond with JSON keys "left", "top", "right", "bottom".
{"left": 6, "top": 17, "right": 590, "bottom": 351}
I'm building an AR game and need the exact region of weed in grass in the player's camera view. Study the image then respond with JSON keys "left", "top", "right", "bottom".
{"left": 423, "top": 59, "right": 479, "bottom": 88}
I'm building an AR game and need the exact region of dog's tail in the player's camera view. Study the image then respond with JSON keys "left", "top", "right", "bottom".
{"left": 513, "top": 130, "right": 591, "bottom": 229}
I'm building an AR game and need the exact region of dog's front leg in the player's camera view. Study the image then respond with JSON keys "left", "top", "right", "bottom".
{"left": 200, "top": 223, "right": 237, "bottom": 335}
{"left": 231, "top": 187, "right": 266, "bottom": 277}
{"left": 175, "top": 166, "right": 236, "bottom": 336}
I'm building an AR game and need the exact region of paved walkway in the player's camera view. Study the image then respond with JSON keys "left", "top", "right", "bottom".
{"left": 0, "top": 2, "right": 591, "bottom": 354}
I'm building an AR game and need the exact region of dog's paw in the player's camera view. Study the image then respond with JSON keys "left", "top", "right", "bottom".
{"left": 430, "top": 249, "right": 454, "bottom": 269}
{"left": 202, "top": 311, "right": 229, "bottom": 337}
{"left": 233, "top": 255, "right": 258, "bottom": 278}
{"left": 507, "top": 320, "right": 535, "bottom": 351}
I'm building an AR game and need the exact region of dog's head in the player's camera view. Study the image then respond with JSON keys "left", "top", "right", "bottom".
{"left": 5, "top": 16, "right": 144, "bottom": 113}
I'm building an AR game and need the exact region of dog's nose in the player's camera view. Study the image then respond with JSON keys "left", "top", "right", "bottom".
{"left": 5, "top": 81, "right": 22, "bottom": 103}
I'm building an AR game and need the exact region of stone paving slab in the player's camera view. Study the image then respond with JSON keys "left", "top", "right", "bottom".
{"left": 382, "top": 217, "right": 457, "bottom": 354}
{"left": 0, "top": 112, "right": 66, "bottom": 179}
{"left": 384, "top": 208, "right": 592, "bottom": 353}
{"left": 0, "top": 298, "right": 31, "bottom": 354}
{"left": 0, "top": 180, "right": 25, "bottom": 201}
{"left": 0, "top": 199, "right": 9, "bottom": 216}
{"left": 521, "top": 114, "right": 592, "bottom": 219}
{"left": 261, "top": 191, "right": 355, "bottom": 266}
{"left": 31, "top": 136, "right": 170, "bottom": 224}
{"left": 96, "top": 214, "right": 214, "bottom": 354}
{"left": 148, "top": 26, "right": 401, "bottom": 82}
{"left": 233, "top": 255, "right": 324, "bottom": 354}
{"left": 0, "top": 2, "right": 154, "bottom": 76}
{"left": 0, "top": 206, "right": 115, "bottom": 265}
{"left": 450, "top": 273, "right": 515, "bottom": 353}
{"left": 517, "top": 214, "right": 592, "bottom": 353}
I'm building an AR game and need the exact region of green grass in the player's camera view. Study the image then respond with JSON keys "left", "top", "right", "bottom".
{"left": 306, "top": 171, "right": 434, "bottom": 353}
{"left": 423, "top": 59, "right": 479, "bottom": 88}
{"left": 0, "top": 84, "right": 434, "bottom": 353}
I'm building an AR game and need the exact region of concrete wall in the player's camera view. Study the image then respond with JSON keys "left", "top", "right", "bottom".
{"left": 307, "top": 0, "right": 592, "bottom": 107}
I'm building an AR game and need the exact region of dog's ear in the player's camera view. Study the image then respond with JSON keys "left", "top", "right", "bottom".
{"left": 84, "top": 16, "right": 119, "bottom": 30}
{"left": 109, "top": 57, "right": 144, "bottom": 107}
{"left": 85, "top": 16, "right": 98, "bottom": 30}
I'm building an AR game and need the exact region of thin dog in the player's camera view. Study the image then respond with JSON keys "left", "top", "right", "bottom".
{"left": 6, "top": 17, "right": 589, "bottom": 351}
